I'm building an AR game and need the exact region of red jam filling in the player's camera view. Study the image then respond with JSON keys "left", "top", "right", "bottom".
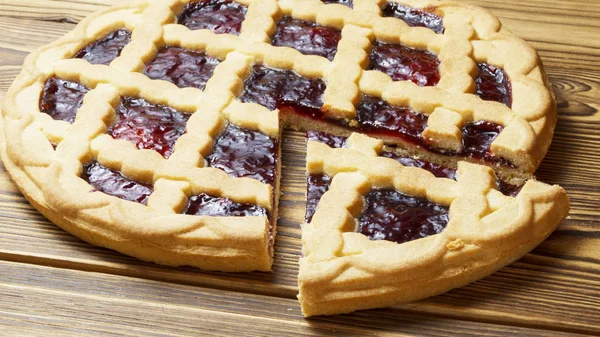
{"left": 381, "top": 3, "right": 444, "bottom": 34}
{"left": 322, "top": 0, "right": 353, "bottom": 7}
{"left": 476, "top": 63, "right": 512, "bottom": 107}
{"left": 306, "top": 129, "right": 347, "bottom": 149}
{"left": 178, "top": 0, "right": 247, "bottom": 35}
{"left": 207, "top": 124, "right": 278, "bottom": 186}
{"left": 498, "top": 180, "right": 522, "bottom": 197}
{"left": 461, "top": 121, "right": 504, "bottom": 162}
{"left": 382, "top": 152, "right": 457, "bottom": 180}
{"left": 240, "top": 64, "right": 326, "bottom": 115}
{"left": 82, "top": 161, "right": 153, "bottom": 205}
{"left": 356, "top": 97, "right": 509, "bottom": 165}
{"left": 369, "top": 42, "right": 441, "bottom": 86}
{"left": 109, "top": 97, "right": 190, "bottom": 159}
{"left": 357, "top": 95, "right": 428, "bottom": 146}
{"left": 184, "top": 193, "right": 267, "bottom": 217}
{"left": 272, "top": 17, "right": 342, "bottom": 61}
{"left": 305, "top": 174, "right": 332, "bottom": 222}
{"left": 359, "top": 189, "right": 449, "bottom": 244}
{"left": 40, "top": 77, "right": 89, "bottom": 123}
{"left": 305, "top": 130, "right": 456, "bottom": 222}
{"left": 75, "top": 29, "right": 131, "bottom": 65}
{"left": 144, "top": 47, "right": 220, "bottom": 91}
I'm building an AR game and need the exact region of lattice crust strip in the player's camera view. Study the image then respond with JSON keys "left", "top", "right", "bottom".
{"left": 2, "top": 0, "right": 557, "bottom": 272}
{"left": 299, "top": 133, "right": 569, "bottom": 316}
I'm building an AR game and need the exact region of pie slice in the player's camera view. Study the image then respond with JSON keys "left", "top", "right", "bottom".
{"left": 298, "top": 133, "right": 569, "bottom": 316}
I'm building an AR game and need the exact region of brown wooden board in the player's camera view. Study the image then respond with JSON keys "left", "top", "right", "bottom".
{"left": 0, "top": 1, "right": 599, "bottom": 336}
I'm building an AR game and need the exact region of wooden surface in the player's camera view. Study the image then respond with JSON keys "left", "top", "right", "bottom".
{"left": 0, "top": 1, "right": 599, "bottom": 336}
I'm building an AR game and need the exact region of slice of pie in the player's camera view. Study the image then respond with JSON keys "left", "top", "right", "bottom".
{"left": 1, "top": 0, "right": 568, "bottom": 315}
{"left": 299, "top": 132, "right": 568, "bottom": 316}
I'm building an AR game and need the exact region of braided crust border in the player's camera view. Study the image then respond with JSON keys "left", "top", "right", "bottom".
{"left": 298, "top": 133, "right": 569, "bottom": 316}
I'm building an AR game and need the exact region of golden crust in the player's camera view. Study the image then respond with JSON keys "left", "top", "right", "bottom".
{"left": 298, "top": 133, "right": 569, "bottom": 316}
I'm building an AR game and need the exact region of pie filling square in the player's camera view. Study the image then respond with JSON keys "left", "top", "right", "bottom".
{"left": 3, "top": 0, "right": 569, "bottom": 318}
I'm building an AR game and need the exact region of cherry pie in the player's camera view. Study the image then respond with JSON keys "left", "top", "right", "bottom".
{"left": 1, "top": 0, "right": 568, "bottom": 316}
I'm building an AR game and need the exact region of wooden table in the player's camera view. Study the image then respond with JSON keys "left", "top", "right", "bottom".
{"left": 0, "top": 1, "right": 598, "bottom": 336}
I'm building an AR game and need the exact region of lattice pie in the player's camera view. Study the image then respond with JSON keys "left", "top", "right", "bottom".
{"left": 1, "top": 0, "right": 569, "bottom": 316}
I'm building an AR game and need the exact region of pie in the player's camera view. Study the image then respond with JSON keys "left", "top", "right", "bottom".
{"left": 299, "top": 132, "right": 568, "bottom": 316}
{"left": 0, "top": 0, "right": 569, "bottom": 316}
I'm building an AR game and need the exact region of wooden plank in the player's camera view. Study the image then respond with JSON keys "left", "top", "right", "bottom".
{"left": 463, "top": 0, "right": 600, "bottom": 71}
{"left": 0, "top": 0, "right": 122, "bottom": 23}
{"left": 0, "top": 16, "right": 74, "bottom": 53}
{"left": 0, "top": 0, "right": 598, "bottom": 335}
{"left": 0, "top": 261, "right": 589, "bottom": 337}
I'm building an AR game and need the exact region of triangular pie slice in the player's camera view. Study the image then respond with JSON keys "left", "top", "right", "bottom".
{"left": 298, "top": 133, "right": 569, "bottom": 316}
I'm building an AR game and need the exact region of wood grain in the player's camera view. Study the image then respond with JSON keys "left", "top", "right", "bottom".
{"left": 0, "top": 261, "right": 590, "bottom": 337}
{"left": 0, "top": 0, "right": 598, "bottom": 336}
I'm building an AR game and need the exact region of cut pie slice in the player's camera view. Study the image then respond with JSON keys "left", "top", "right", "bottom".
{"left": 298, "top": 133, "right": 569, "bottom": 316}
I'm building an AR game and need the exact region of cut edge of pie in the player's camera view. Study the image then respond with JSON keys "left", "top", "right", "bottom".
{"left": 298, "top": 133, "right": 569, "bottom": 317}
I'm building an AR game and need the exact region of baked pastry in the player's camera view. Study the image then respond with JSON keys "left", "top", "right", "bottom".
{"left": 305, "top": 130, "right": 524, "bottom": 224}
{"left": 299, "top": 132, "right": 569, "bottom": 316}
{"left": 2, "top": 0, "right": 283, "bottom": 271}
{"left": 1, "top": 0, "right": 566, "bottom": 314}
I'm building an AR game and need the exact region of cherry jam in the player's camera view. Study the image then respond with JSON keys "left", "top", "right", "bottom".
{"left": 75, "top": 29, "right": 131, "bottom": 65}
{"left": 144, "top": 47, "right": 220, "bottom": 91}
{"left": 185, "top": 193, "right": 267, "bottom": 217}
{"left": 357, "top": 95, "right": 428, "bottom": 147}
{"left": 178, "top": 0, "right": 247, "bottom": 35}
{"left": 207, "top": 124, "right": 278, "bottom": 186}
{"left": 359, "top": 189, "right": 449, "bottom": 244}
{"left": 369, "top": 42, "right": 441, "bottom": 86}
{"left": 461, "top": 121, "right": 504, "bottom": 162}
{"left": 272, "top": 17, "right": 341, "bottom": 61}
{"left": 40, "top": 77, "right": 89, "bottom": 123}
{"left": 381, "top": 3, "right": 444, "bottom": 34}
{"left": 381, "top": 152, "right": 457, "bottom": 180}
{"left": 109, "top": 97, "right": 190, "bottom": 159}
{"left": 82, "top": 161, "right": 153, "bottom": 205}
{"left": 476, "top": 63, "right": 512, "bottom": 107}
{"left": 305, "top": 131, "right": 457, "bottom": 222}
{"left": 240, "top": 64, "right": 326, "bottom": 116}
{"left": 305, "top": 174, "right": 332, "bottom": 222}
{"left": 322, "top": 0, "right": 353, "bottom": 7}
{"left": 498, "top": 180, "right": 522, "bottom": 197}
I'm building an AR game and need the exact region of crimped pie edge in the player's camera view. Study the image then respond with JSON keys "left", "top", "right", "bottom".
{"left": 298, "top": 134, "right": 569, "bottom": 316}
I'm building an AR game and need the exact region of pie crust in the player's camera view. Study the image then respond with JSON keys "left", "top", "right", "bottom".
{"left": 299, "top": 133, "right": 569, "bottom": 316}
